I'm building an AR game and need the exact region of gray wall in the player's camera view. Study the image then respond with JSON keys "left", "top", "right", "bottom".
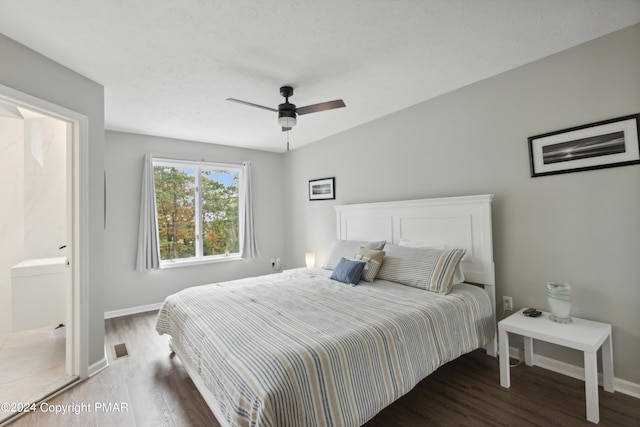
{"left": 104, "top": 131, "right": 284, "bottom": 311}
{"left": 283, "top": 24, "right": 640, "bottom": 383}
{"left": 0, "top": 34, "right": 105, "bottom": 367}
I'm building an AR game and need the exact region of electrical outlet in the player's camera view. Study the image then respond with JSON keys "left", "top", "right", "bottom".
{"left": 503, "top": 296, "right": 513, "bottom": 311}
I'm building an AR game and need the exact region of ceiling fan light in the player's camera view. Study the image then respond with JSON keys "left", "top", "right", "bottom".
{"left": 278, "top": 116, "right": 297, "bottom": 127}
{"left": 278, "top": 111, "right": 297, "bottom": 128}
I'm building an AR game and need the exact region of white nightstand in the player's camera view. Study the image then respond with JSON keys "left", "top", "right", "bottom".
{"left": 498, "top": 308, "right": 614, "bottom": 424}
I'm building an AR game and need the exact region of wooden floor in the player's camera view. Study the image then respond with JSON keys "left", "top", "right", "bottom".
{"left": 5, "top": 310, "right": 640, "bottom": 426}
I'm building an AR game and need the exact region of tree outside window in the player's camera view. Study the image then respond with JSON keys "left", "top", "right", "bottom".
{"left": 201, "top": 169, "right": 239, "bottom": 256}
{"left": 153, "top": 161, "right": 240, "bottom": 263}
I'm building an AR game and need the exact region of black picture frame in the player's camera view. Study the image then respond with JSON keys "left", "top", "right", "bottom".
{"left": 528, "top": 113, "right": 640, "bottom": 177}
{"left": 309, "top": 177, "right": 335, "bottom": 201}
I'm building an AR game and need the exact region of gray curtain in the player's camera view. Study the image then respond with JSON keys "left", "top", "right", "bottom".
{"left": 240, "top": 161, "right": 259, "bottom": 259}
{"left": 136, "top": 153, "right": 160, "bottom": 271}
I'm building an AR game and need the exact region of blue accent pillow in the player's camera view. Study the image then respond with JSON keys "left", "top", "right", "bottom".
{"left": 330, "top": 257, "right": 367, "bottom": 285}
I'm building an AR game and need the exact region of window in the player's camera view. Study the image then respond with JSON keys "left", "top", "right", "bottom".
{"left": 152, "top": 159, "right": 241, "bottom": 266}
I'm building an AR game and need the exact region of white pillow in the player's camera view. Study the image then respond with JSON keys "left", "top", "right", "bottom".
{"left": 397, "top": 238, "right": 465, "bottom": 284}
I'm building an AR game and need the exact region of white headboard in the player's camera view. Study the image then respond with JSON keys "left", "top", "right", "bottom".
{"left": 334, "top": 194, "right": 497, "bottom": 355}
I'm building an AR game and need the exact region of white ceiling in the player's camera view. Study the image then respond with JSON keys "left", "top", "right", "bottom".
{"left": 1, "top": 1, "right": 639, "bottom": 153}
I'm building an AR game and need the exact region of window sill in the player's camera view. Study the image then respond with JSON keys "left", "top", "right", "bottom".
{"left": 159, "top": 255, "right": 242, "bottom": 269}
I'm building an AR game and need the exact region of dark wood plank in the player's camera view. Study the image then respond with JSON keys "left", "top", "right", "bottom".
{"left": 365, "top": 351, "right": 640, "bottom": 427}
{"left": 7, "top": 311, "right": 640, "bottom": 426}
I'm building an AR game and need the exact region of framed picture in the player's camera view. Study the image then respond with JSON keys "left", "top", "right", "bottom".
{"left": 309, "top": 177, "right": 335, "bottom": 201}
{"left": 528, "top": 114, "right": 640, "bottom": 177}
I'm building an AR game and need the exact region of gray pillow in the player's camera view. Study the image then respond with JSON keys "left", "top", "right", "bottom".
{"left": 322, "top": 239, "right": 386, "bottom": 270}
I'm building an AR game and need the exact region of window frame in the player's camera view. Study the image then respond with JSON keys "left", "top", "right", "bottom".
{"left": 152, "top": 158, "right": 243, "bottom": 269}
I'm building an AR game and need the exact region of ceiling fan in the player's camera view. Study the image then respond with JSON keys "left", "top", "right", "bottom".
{"left": 227, "top": 86, "right": 346, "bottom": 132}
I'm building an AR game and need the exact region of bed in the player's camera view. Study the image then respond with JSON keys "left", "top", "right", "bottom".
{"left": 156, "top": 194, "right": 497, "bottom": 427}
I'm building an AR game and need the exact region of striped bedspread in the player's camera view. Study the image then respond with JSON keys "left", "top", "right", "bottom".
{"left": 156, "top": 268, "right": 494, "bottom": 427}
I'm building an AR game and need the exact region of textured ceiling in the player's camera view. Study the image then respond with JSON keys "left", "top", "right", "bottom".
{"left": 1, "top": 0, "right": 639, "bottom": 152}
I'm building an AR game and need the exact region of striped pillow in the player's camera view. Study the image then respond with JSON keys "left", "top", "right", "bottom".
{"left": 377, "top": 245, "right": 466, "bottom": 294}
{"left": 398, "top": 239, "right": 466, "bottom": 284}
{"left": 353, "top": 247, "right": 385, "bottom": 282}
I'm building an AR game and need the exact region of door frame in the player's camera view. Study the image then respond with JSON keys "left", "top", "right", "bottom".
{"left": 0, "top": 83, "right": 89, "bottom": 380}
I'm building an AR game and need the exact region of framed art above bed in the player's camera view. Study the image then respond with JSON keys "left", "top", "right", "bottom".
{"left": 528, "top": 113, "right": 640, "bottom": 177}
{"left": 308, "top": 177, "right": 335, "bottom": 200}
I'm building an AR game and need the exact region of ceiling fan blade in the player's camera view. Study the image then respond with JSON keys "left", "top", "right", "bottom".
{"left": 281, "top": 127, "right": 292, "bottom": 132}
{"left": 296, "top": 99, "right": 345, "bottom": 115}
{"left": 227, "top": 98, "right": 278, "bottom": 112}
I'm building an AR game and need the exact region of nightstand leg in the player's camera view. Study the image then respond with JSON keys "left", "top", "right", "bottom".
{"left": 602, "top": 334, "right": 614, "bottom": 393}
{"left": 499, "top": 327, "right": 510, "bottom": 388}
{"left": 584, "top": 351, "right": 599, "bottom": 423}
{"left": 523, "top": 336, "right": 534, "bottom": 366}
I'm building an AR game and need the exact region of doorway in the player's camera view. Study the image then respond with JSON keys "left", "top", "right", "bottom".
{"left": 0, "top": 88, "right": 86, "bottom": 424}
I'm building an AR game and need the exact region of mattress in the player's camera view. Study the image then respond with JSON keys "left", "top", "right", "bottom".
{"left": 156, "top": 268, "right": 494, "bottom": 427}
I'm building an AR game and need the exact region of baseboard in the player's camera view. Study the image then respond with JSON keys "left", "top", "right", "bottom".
{"left": 104, "top": 302, "right": 163, "bottom": 319}
{"left": 87, "top": 346, "right": 109, "bottom": 377}
{"left": 508, "top": 345, "right": 640, "bottom": 399}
